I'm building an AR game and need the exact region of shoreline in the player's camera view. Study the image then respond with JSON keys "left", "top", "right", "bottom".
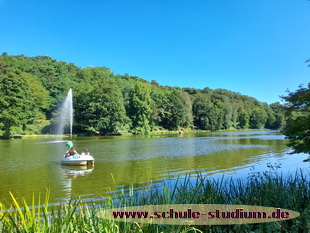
{"left": 7, "top": 128, "right": 274, "bottom": 139}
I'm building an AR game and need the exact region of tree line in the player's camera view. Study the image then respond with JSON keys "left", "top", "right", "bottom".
{"left": 0, "top": 53, "right": 286, "bottom": 137}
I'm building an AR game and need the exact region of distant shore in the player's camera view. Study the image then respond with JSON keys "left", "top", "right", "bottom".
{"left": 7, "top": 128, "right": 273, "bottom": 139}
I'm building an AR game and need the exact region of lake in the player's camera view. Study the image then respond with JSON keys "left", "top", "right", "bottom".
{"left": 0, "top": 130, "right": 308, "bottom": 204}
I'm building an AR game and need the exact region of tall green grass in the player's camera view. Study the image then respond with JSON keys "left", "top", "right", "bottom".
{"left": 0, "top": 170, "right": 309, "bottom": 232}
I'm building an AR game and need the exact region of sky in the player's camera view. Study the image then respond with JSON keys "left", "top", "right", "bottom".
{"left": 1, "top": 0, "right": 310, "bottom": 104}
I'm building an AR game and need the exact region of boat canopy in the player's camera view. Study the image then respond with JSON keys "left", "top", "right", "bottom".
{"left": 65, "top": 141, "right": 74, "bottom": 152}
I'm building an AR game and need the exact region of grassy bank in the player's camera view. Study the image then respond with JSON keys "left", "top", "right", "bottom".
{"left": 0, "top": 170, "right": 309, "bottom": 232}
{"left": 118, "top": 128, "right": 271, "bottom": 136}
{"left": 5, "top": 128, "right": 273, "bottom": 139}
{"left": 11, "top": 135, "right": 72, "bottom": 139}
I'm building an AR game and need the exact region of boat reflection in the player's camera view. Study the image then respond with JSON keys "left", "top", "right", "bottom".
{"left": 61, "top": 165, "right": 94, "bottom": 179}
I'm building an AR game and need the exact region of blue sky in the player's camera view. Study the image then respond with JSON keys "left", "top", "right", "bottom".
{"left": 1, "top": 0, "right": 310, "bottom": 104}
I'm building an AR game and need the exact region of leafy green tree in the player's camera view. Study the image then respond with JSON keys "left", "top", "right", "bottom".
{"left": 0, "top": 53, "right": 289, "bottom": 135}
{"left": 157, "top": 90, "right": 191, "bottom": 130}
{"left": 151, "top": 80, "right": 159, "bottom": 86}
{"left": 149, "top": 88, "right": 169, "bottom": 130}
{"left": 74, "top": 81, "right": 129, "bottom": 134}
{"left": 282, "top": 83, "right": 310, "bottom": 154}
{"left": 192, "top": 93, "right": 212, "bottom": 129}
{"left": 250, "top": 107, "right": 267, "bottom": 129}
{"left": 128, "top": 82, "right": 152, "bottom": 134}
{"left": 207, "top": 102, "right": 224, "bottom": 131}
{"left": 194, "top": 96, "right": 225, "bottom": 131}
{"left": 230, "top": 103, "right": 240, "bottom": 129}
{"left": 221, "top": 102, "right": 233, "bottom": 129}
{"left": 264, "top": 104, "right": 276, "bottom": 129}
{"left": 76, "top": 67, "right": 113, "bottom": 84}
{"left": 21, "top": 72, "right": 49, "bottom": 111}
{"left": 182, "top": 87, "right": 200, "bottom": 95}
{"left": 178, "top": 91, "right": 193, "bottom": 128}
{"left": 238, "top": 109, "right": 250, "bottom": 129}
{"left": 270, "top": 102, "right": 285, "bottom": 129}
{"left": 0, "top": 68, "right": 36, "bottom": 137}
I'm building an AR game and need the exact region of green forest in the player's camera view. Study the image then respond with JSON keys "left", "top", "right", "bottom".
{"left": 0, "top": 53, "right": 287, "bottom": 138}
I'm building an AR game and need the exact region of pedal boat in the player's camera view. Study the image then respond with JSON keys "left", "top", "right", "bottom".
{"left": 61, "top": 154, "right": 94, "bottom": 166}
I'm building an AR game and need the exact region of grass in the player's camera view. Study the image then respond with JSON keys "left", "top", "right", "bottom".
{"left": 0, "top": 170, "right": 309, "bottom": 232}
{"left": 7, "top": 128, "right": 272, "bottom": 139}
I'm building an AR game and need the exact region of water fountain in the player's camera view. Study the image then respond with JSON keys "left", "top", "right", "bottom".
{"left": 55, "top": 89, "right": 73, "bottom": 139}
{"left": 56, "top": 89, "right": 94, "bottom": 165}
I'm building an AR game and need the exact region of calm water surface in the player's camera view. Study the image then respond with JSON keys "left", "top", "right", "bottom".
{"left": 0, "top": 131, "right": 308, "bottom": 204}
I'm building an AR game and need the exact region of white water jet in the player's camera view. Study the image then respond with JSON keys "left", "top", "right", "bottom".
{"left": 55, "top": 89, "right": 73, "bottom": 138}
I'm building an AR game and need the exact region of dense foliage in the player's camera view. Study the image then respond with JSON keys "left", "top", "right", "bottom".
{"left": 0, "top": 53, "right": 285, "bottom": 137}
{"left": 282, "top": 83, "right": 310, "bottom": 154}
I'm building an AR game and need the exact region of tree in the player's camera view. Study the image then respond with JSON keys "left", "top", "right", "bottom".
{"left": 238, "top": 109, "right": 250, "bottom": 129}
{"left": 282, "top": 83, "right": 310, "bottom": 155}
{"left": 207, "top": 103, "right": 224, "bottom": 131}
{"left": 157, "top": 90, "right": 192, "bottom": 130}
{"left": 178, "top": 91, "right": 193, "bottom": 128}
{"left": 149, "top": 89, "right": 170, "bottom": 130}
{"left": 0, "top": 68, "right": 36, "bottom": 137}
{"left": 151, "top": 80, "right": 159, "bottom": 86}
{"left": 269, "top": 102, "right": 285, "bottom": 129}
{"left": 221, "top": 102, "right": 233, "bottom": 129}
{"left": 192, "top": 93, "right": 212, "bottom": 129}
{"left": 249, "top": 107, "right": 267, "bottom": 129}
{"left": 128, "top": 82, "right": 152, "bottom": 134}
{"left": 0, "top": 53, "right": 289, "bottom": 135}
{"left": 264, "top": 104, "right": 276, "bottom": 129}
{"left": 74, "top": 81, "right": 129, "bottom": 134}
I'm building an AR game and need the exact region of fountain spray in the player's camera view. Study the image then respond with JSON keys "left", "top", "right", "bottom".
{"left": 55, "top": 89, "right": 73, "bottom": 139}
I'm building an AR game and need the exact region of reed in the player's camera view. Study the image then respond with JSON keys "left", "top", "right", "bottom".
{"left": 0, "top": 170, "right": 309, "bottom": 232}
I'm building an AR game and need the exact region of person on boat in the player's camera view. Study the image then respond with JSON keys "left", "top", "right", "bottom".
{"left": 65, "top": 141, "right": 79, "bottom": 157}
{"left": 81, "top": 148, "right": 90, "bottom": 155}
{"left": 65, "top": 147, "right": 79, "bottom": 157}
